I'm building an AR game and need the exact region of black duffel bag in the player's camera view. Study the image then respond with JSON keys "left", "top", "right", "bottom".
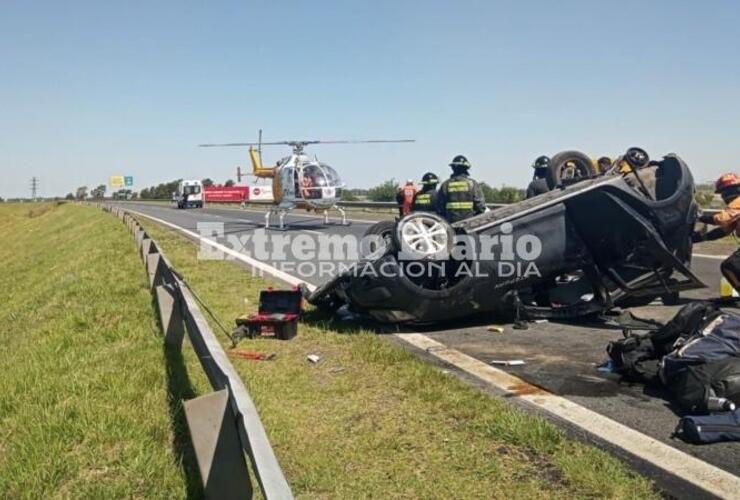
{"left": 675, "top": 408, "right": 740, "bottom": 444}
{"left": 665, "top": 355, "right": 740, "bottom": 413}
{"left": 607, "top": 301, "right": 720, "bottom": 385}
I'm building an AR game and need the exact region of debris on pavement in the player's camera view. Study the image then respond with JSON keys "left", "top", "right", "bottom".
{"left": 307, "top": 354, "right": 321, "bottom": 364}
{"left": 595, "top": 359, "right": 618, "bottom": 373}
{"left": 490, "top": 359, "right": 526, "bottom": 367}
{"left": 486, "top": 325, "right": 505, "bottom": 333}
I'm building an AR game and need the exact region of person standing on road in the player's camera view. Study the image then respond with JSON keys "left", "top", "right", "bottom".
{"left": 437, "top": 155, "right": 486, "bottom": 223}
{"left": 396, "top": 179, "right": 418, "bottom": 217}
{"left": 692, "top": 173, "right": 740, "bottom": 291}
{"left": 526, "top": 155, "right": 551, "bottom": 199}
{"left": 411, "top": 172, "right": 440, "bottom": 212}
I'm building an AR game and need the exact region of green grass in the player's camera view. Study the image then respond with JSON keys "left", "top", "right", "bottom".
{"left": 0, "top": 203, "right": 194, "bottom": 498}
{"left": 138, "top": 211, "right": 659, "bottom": 499}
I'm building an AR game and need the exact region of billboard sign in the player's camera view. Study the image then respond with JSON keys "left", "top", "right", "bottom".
{"left": 203, "top": 186, "right": 248, "bottom": 203}
{"left": 248, "top": 185, "right": 274, "bottom": 201}
{"left": 124, "top": 176, "right": 134, "bottom": 187}
{"left": 109, "top": 175, "right": 124, "bottom": 188}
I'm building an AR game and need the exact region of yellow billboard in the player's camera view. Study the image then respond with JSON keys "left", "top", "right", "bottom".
{"left": 109, "top": 175, "right": 125, "bottom": 188}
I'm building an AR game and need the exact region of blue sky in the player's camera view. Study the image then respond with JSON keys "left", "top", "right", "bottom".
{"left": 1, "top": 0, "right": 739, "bottom": 198}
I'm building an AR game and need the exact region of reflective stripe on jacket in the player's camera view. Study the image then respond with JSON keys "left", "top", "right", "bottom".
{"left": 411, "top": 189, "right": 438, "bottom": 211}
{"left": 437, "top": 174, "right": 485, "bottom": 223}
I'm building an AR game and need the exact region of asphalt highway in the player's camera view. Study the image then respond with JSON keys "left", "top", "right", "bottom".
{"left": 115, "top": 201, "right": 740, "bottom": 487}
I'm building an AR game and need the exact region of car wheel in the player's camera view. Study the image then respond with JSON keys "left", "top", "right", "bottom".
{"left": 546, "top": 150, "right": 597, "bottom": 189}
{"left": 361, "top": 220, "right": 396, "bottom": 259}
{"left": 395, "top": 212, "right": 454, "bottom": 260}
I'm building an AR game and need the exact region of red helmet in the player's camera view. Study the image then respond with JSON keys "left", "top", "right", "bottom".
{"left": 715, "top": 173, "right": 740, "bottom": 193}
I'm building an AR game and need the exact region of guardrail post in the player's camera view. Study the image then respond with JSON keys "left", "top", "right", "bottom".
{"left": 155, "top": 283, "right": 185, "bottom": 348}
{"left": 183, "top": 389, "right": 253, "bottom": 499}
{"left": 141, "top": 237, "right": 156, "bottom": 262}
{"left": 135, "top": 228, "right": 146, "bottom": 247}
{"left": 146, "top": 252, "right": 166, "bottom": 289}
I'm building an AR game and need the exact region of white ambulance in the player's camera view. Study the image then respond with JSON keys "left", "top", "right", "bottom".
{"left": 173, "top": 180, "right": 203, "bottom": 209}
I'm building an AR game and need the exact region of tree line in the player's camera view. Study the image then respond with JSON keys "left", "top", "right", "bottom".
{"left": 55, "top": 177, "right": 716, "bottom": 208}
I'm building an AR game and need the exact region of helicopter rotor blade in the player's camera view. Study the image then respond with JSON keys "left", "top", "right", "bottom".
{"left": 198, "top": 139, "right": 415, "bottom": 147}
{"left": 198, "top": 141, "right": 291, "bottom": 147}
{"left": 310, "top": 139, "right": 415, "bottom": 145}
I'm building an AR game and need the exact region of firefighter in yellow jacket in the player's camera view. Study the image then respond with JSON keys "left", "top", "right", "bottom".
{"left": 437, "top": 155, "right": 486, "bottom": 223}
{"left": 411, "top": 172, "right": 440, "bottom": 212}
{"left": 692, "top": 173, "right": 740, "bottom": 292}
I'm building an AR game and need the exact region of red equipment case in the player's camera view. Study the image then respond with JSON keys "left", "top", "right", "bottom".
{"left": 235, "top": 288, "right": 302, "bottom": 340}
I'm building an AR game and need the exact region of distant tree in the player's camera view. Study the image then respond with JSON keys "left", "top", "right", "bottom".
{"left": 0, "top": 196, "right": 4, "bottom": 203}
{"left": 479, "top": 183, "right": 497, "bottom": 202}
{"left": 695, "top": 190, "right": 715, "bottom": 208}
{"left": 224, "top": 179, "right": 235, "bottom": 187}
{"left": 341, "top": 189, "right": 358, "bottom": 201}
{"left": 65, "top": 193, "right": 75, "bottom": 200}
{"left": 479, "top": 183, "right": 524, "bottom": 204}
{"left": 367, "top": 179, "right": 399, "bottom": 202}
{"left": 75, "top": 186, "right": 88, "bottom": 200}
{"left": 139, "top": 179, "right": 182, "bottom": 199}
{"left": 202, "top": 178, "right": 214, "bottom": 187}
{"left": 348, "top": 188, "right": 369, "bottom": 199}
{"left": 90, "top": 184, "right": 107, "bottom": 199}
{"left": 131, "top": 191, "right": 139, "bottom": 199}
{"left": 495, "top": 185, "right": 525, "bottom": 203}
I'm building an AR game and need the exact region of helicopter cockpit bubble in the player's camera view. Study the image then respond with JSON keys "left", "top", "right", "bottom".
{"left": 300, "top": 163, "right": 343, "bottom": 204}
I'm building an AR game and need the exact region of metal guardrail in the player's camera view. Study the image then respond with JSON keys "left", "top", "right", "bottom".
{"left": 102, "top": 204, "right": 293, "bottom": 500}
{"left": 125, "top": 198, "right": 720, "bottom": 215}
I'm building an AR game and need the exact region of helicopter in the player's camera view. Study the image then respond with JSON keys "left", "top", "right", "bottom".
{"left": 199, "top": 131, "right": 414, "bottom": 229}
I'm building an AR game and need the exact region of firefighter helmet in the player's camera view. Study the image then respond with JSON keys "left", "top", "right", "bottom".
{"left": 532, "top": 155, "right": 550, "bottom": 169}
{"left": 597, "top": 156, "right": 613, "bottom": 170}
{"left": 450, "top": 155, "right": 471, "bottom": 169}
{"left": 421, "top": 172, "right": 439, "bottom": 186}
{"left": 715, "top": 173, "right": 740, "bottom": 193}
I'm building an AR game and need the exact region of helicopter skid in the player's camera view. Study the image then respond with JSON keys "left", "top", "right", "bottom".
{"left": 323, "top": 206, "right": 351, "bottom": 227}
{"left": 264, "top": 209, "right": 289, "bottom": 230}
{"left": 262, "top": 205, "right": 350, "bottom": 230}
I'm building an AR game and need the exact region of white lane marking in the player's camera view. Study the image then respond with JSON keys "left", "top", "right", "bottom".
{"left": 395, "top": 333, "right": 740, "bottom": 498}
{"left": 123, "top": 205, "right": 740, "bottom": 495}
{"left": 694, "top": 253, "right": 729, "bottom": 260}
{"left": 125, "top": 208, "right": 316, "bottom": 290}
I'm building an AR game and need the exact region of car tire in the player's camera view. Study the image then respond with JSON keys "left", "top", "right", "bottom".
{"left": 361, "top": 220, "right": 396, "bottom": 259}
{"left": 395, "top": 212, "right": 455, "bottom": 261}
{"left": 546, "top": 150, "right": 597, "bottom": 189}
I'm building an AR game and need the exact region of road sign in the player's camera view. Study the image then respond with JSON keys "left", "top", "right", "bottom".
{"left": 124, "top": 176, "right": 134, "bottom": 187}
{"left": 110, "top": 175, "right": 124, "bottom": 188}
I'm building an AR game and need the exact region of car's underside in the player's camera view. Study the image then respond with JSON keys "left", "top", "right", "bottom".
{"left": 305, "top": 152, "right": 705, "bottom": 324}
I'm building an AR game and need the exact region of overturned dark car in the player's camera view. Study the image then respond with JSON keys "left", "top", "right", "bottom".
{"left": 306, "top": 149, "right": 705, "bottom": 324}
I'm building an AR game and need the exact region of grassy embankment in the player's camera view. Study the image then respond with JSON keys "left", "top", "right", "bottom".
{"left": 137, "top": 210, "right": 659, "bottom": 498}
{"left": 0, "top": 202, "right": 196, "bottom": 498}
